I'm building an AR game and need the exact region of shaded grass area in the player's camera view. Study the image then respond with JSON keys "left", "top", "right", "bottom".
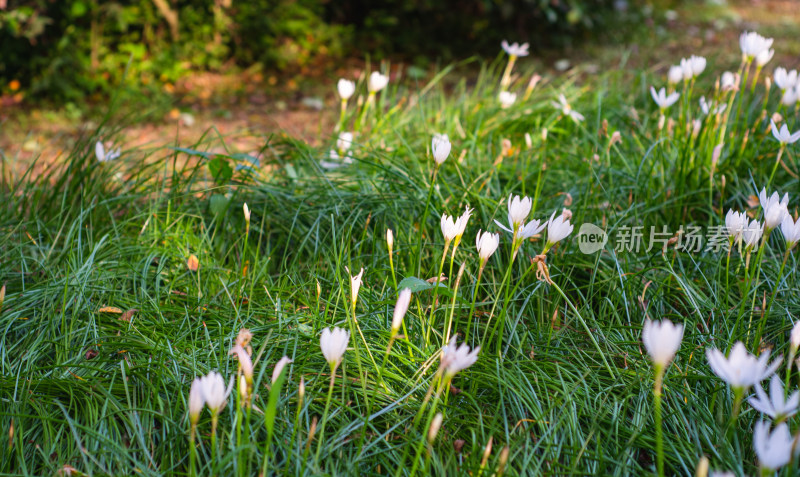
{"left": 2, "top": 46, "right": 800, "bottom": 476}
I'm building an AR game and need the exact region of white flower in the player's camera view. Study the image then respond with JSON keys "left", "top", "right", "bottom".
{"left": 721, "top": 71, "right": 738, "bottom": 92}
{"left": 199, "top": 371, "right": 233, "bottom": 413}
{"left": 504, "top": 194, "right": 532, "bottom": 231}
{"left": 320, "top": 327, "right": 350, "bottom": 368}
{"left": 243, "top": 203, "right": 251, "bottom": 223}
{"left": 271, "top": 356, "right": 293, "bottom": 384}
{"left": 516, "top": 218, "right": 548, "bottom": 241}
{"left": 740, "top": 31, "right": 774, "bottom": 60}
{"left": 680, "top": 55, "right": 706, "bottom": 79}
{"left": 441, "top": 336, "right": 480, "bottom": 377}
{"left": 188, "top": 377, "right": 205, "bottom": 423}
{"left": 431, "top": 133, "right": 451, "bottom": 165}
{"left": 387, "top": 228, "right": 394, "bottom": 250}
{"left": 345, "top": 267, "right": 364, "bottom": 305}
{"left": 337, "top": 79, "right": 355, "bottom": 100}
{"left": 748, "top": 375, "right": 800, "bottom": 420}
{"left": 392, "top": 288, "right": 412, "bottom": 332}
{"left": 476, "top": 230, "right": 500, "bottom": 262}
{"left": 699, "top": 96, "right": 726, "bottom": 115}
{"left": 229, "top": 344, "right": 254, "bottom": 383}
{"left": 95, "top": 141, "right": 120, "bottom": 162}
{"left": 781, "top": 215, "right": 800, "bottom": 247}
{"left": 546, "top": 212, "right": 573, "bottom": 245}
{"left": 781, "top": 88, "right": 798, "bottom": 106}
{"left": 552, "top": 94, "right": 584, "bottom": 123}
{"left": 642, "top": 319, "right": 684, "bottom": 367}
{"left": 710, "top": 472, "right": 735, "bottom": 477}
{"left": 743, "top": 219, "right": 764, "bottom": 248}
{"left": 668, "top": 65, "right": 683, "bottom": 85}
{"left": 368, "top": 71, "right": 389, "bottom": 93}
{"left": 501, "top": 40, "right": 529, "bottom": 57}
{"left": 770, "top": 120, "right": 800, "bottom": 145}
{"left": 759, "top": 187, "right": 790, "bottom": 230}
{"left": 498, "top": 91, "right": 517, "bottom": 109}
{"left": 791, "top": 321, "right": 800, "bottom": 349}
{"left": 650, "top": 86, "right": 680, "bottom": 109}
{"left": 753, "top": 421, "right": 793, "bottom": 471}
{"left": 725, "top": 209, "right": 747, "bottom": 243}
{"left": 337, "top": 132, "right": 354, "bottom": 152}
{"left": 774, "top": 68, "right": 798, "bottom": 91}
{"left": 756, "top": 48, "right": 774, "bottom": 67}
{"left": 706, "top": 342, "right": 781, "bottom": 390}
{"left": 441, "top": 206, "right": 472, "bottom": 242}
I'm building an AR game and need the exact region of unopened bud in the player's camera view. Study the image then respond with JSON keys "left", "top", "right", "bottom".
{"left": 695, "top": 456, "right": 709, "bottom": 477}
{"left": 386, "top": 228, "right": 394, "bottom": 252}
{"left": 243, "top": 203, "right": 251, "bottom": 224}
{"left": 427, "top": 413, "right": 443, "bottom": 444}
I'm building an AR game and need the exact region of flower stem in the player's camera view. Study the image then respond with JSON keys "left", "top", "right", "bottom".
{"left": 653, "top": 366, "right": 665, "bottom": 477}
{"left": 314, "top": 371, "right": 336, "bottom": 464}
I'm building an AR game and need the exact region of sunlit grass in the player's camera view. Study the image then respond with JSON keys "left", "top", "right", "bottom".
{"left": 2, "top": 30, "right": 800, "bottom": 476}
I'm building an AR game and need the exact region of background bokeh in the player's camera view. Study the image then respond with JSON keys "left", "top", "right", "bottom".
{"left": 1, "top": 0, "right": 671, "bottom": 103}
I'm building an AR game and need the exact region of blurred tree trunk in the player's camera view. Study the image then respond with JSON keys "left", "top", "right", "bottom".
{"left": 151, "top": 0, "right": 179, "bottom": 41}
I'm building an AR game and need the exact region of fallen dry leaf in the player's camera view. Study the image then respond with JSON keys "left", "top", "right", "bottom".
{"left": 120, "top": 309, "right": 138, "bottom": 322}
{"left": 98, "top": 306, "right": 123, "bottom": 314}
{"left": 187, "top": 254, "right": 200, "bottom": 271}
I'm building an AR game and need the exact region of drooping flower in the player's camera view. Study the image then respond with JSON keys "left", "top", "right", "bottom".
{"left": 199, "top": 371, "right": 233, "bottom": 413}
{"left": 515, "top": 218, "right": 548, "bottom": 241}
{"left": 753, "top": 420, "right": 793, "bottom": 472}
{"left": 748, "top": 375, "right": 800, "bottom": 421}
{"left": 337, "top": 79, "right": 356, "bottom": 100}
{"left": 476, "top": 230, "right": 500, "bottom": 262}
{"left": 271, "top": 356, "right": 293, "bottom": 384}
{"left": 740, "top": 31, "right": 774, "bottom": 61}
{"left": 759, "top": 187, "right": 790, "bottom": 230}
{"left": 320, "top": 327, "right": 349, "bottom": 369}
{"left": 441, "top": 336, "right": 480, "bottom": 377}
{"left": 780, "top": 215, "right": 800, "bottom": 248}
{"left": 501, "top": 40, "right": 529, "bottom": 57}
{"left": 552, "top": 94, "right": 585, "bottom": 123}
{"left": 95, "top": 141, "right": 121, "bottom": 162}
{"left": 432, "top": 133, "right": 451, "bottom": 165}
{"left": 650, "top": 86, "right": 680, "bottom": 109}
{"left": 642, "top": 319, "right": 684, "bottom": 368}
{"left": 498, "top": 91, "right": 517, "bottom": 109}
{"left": 770, "top": 120, "right": 800, "bottom": 145}
{"left": 368, "top": 72, "right": 389, "bottom": 93}
{"left": 706, "top": 342, "right": 781, "bottom": 390}
{"left": 546, "top": 212, "right": 574, "bottom": 246}
{"left": 391, "top": 288, "right": 412, "bottom": 333}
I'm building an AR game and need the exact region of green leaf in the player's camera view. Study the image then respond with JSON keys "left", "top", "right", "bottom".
{"left": 397, "top": 276, "right": 432, "bottom": 292}
{"left": 208, "top": 156, "right": 233, "bottom": 184}
{"left": 209, "top": 194, "right": 229, "bottom": 217}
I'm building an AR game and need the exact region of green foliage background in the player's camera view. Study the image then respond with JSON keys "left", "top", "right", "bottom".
{"left": 1, "top": 0, "right": 671, "bottom": 102}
